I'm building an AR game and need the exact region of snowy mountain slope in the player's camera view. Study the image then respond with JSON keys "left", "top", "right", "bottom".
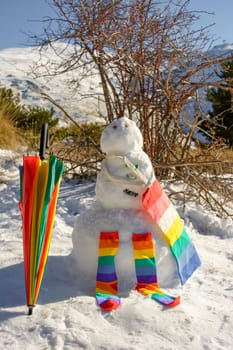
{"left": 208, "top": 43, "right": 233, "bottom": 56}
{"left": 0, "top": 44, "right": 104, "bottom": 124}
{"left": 1, "top": 43, "right": 233, "bottom": 127}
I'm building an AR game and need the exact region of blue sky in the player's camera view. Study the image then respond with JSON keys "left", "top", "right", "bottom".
{"left": 188, "top": 0, "right": 233, "bottom": 45}
{"left": 0, "top": 0, "right": 54, "bottom": 49}
{"left": 0, "top": 0, "right": 233, "bottom": 50}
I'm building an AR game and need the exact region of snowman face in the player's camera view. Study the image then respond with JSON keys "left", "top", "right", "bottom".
{"left": 100, "top": 117, "right": 143, "bottom": 155}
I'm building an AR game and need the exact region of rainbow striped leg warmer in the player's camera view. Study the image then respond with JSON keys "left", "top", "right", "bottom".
{"left": 132, "top": 233, "right": 180, "bottom": 307}
{"left": 96, "top": 231, "right": 121, "bottom": 311}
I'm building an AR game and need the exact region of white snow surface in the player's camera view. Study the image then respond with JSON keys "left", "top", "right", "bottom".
{"left": 0, "top": 43, "right": 233, "bottom": 349}
{"left": 0, "top": 148, "right": 233, "bottom": 350}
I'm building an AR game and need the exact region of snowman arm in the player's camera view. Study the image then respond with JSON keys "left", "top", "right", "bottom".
{"left": 101, "top": 157, "right": 148, "bottom": 186}
{"left": 122, "top": 156, "right": 150, "bottom": 185}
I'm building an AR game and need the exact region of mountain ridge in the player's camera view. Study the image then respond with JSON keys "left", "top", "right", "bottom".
{"left": 0, "top": 43, "right": 104, "bottom": 124}
{"left": 1, "top": 43, "right": 233, "bottom": 124}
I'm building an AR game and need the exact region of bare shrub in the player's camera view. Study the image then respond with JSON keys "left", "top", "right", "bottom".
{"left": 30, "top": 0, "right": 233, "bottom": 217}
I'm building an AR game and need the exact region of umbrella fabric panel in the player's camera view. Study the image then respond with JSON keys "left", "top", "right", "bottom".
{"left": 35, "top": 155, "right": 65, "bottom": 275}
{"left": 20, "top": 155, "right": 41, "bottom": 305}
{"left": 34, "top": 182, "right": 61, "bottom": 303}
{"left": 34, "top": 156, "right": 65, "bottom": 304}
{"left": 30, "top": 160, "right": 49, "bottom": 305}
{"left": 20, "top": 154, "right": 65, "bottom": 309}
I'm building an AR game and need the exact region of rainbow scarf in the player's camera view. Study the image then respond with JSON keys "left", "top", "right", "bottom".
{"left": 142, "top": 180, "right": 201, "bottom": 285}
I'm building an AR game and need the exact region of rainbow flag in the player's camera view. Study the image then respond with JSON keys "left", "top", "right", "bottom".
{"left": 142, "top": 180, "right": 201, "bottom": 285}
{"left": 19, "top": 154, "right": 65, "bottom": 314}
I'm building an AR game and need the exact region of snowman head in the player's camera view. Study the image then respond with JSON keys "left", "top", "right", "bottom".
{"left": 100, "top": 117, "right": 143, "bottom": 155}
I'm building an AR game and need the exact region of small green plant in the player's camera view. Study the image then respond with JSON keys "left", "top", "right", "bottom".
{"left": 52, "top": 122, "right": 104, "bottom": 144}
{"left": 19, "top": 106, "right": 59, "bottom": 149}
{"left": 14, "top": 106, "right": 58, "bottom": 133}
{"left": 0, "top": 87, "right": 24, "bottom": 120}
{"left": 80, "top": 122, "right": 104, "bottom": 144}
{"left": 51, "top": 125, "right": 80, "bottom": 142}
{"left": 205, "top": 58, "right": 233, "bottom": 146}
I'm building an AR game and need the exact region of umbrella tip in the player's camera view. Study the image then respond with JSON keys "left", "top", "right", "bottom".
{"left": 28, "top": 305, "right": 35, "bottom": 316}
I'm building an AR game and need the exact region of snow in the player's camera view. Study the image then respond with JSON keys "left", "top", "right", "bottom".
{"left": 1, "top": 145, "right": 233, "bottom": 350}
{"left": 208, "top": 43, "right": 233, "bottom": 56}
{"left": 0, "top": 44, "right": 233, "bottom": 350}
{"left": 0, "top": 44, "right": 105, "bottom": 124}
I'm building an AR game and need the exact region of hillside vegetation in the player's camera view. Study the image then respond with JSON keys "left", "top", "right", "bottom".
{"left": 0, "top": 112, "right": 24, "bottom": 150}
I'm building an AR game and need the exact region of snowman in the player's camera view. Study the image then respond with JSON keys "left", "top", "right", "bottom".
{"left": 95, "top": 116, "right": 154, "bottom": 210}
{"left": 71, "top": 117, "right": 201, "bottom": 311}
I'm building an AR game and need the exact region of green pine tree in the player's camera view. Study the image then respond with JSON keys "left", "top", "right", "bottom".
{"left": 206, "top": 58, "right": 233, "bottom": 146}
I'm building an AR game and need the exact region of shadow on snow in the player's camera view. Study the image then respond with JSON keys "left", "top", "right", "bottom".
{"left": 0, "top": 254, "right": 90, "bottom": 321}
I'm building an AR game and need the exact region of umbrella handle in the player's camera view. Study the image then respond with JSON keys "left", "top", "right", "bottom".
{"left": 39, "top": 123, "right": 49, "bottom": 160}
{"left": 28, "top": 305, "right": 35, "bottom": 316}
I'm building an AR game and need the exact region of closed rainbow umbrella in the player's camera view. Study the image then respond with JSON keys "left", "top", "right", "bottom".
{"left": 19, "top": 151, "right": 65, "bottom": 315}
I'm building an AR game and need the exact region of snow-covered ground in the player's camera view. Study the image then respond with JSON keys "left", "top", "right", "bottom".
{"left": 0, "top": 149, "right": 233, "bottom": 350}
{"left": 1, "top": 42, "right": 233, "bottom": 349}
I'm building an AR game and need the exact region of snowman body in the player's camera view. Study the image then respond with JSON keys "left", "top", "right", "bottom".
{"left": 95, "top": 151, "right": 155, "bottom": 210}
{"left": 95, "top": 117, "right": 155, "bottom": 210}
{"left": 71, "top": 117, "right": 179, "bottom": 295}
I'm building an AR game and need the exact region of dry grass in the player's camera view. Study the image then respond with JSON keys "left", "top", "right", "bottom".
{"left": 0, "top": 112, "right": 25, "bottom": 150}
{"left": 219, "top": 148, "right": 233, "bottom": 162}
